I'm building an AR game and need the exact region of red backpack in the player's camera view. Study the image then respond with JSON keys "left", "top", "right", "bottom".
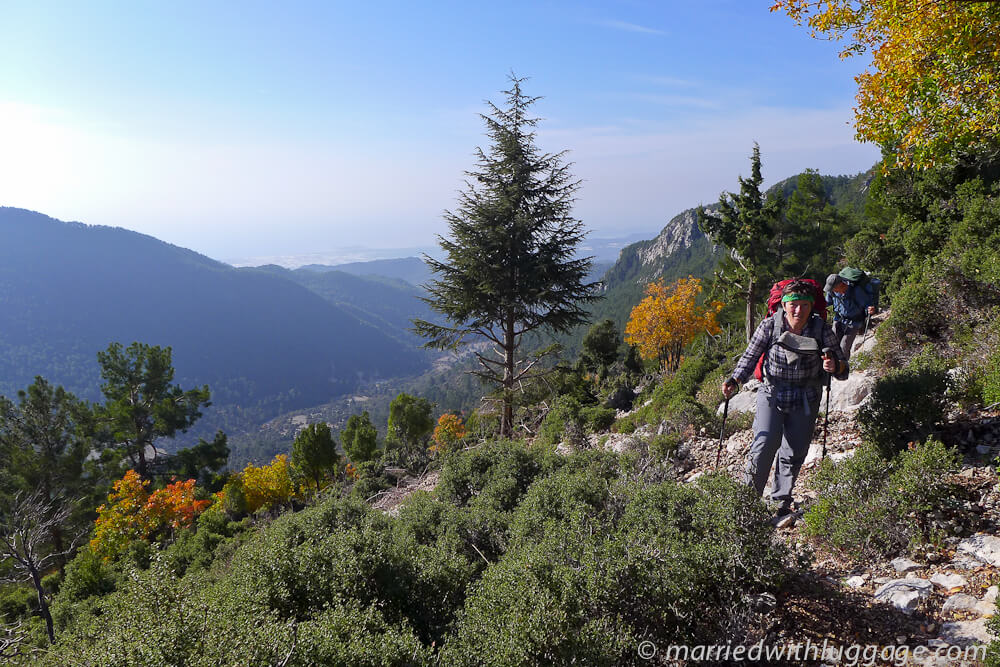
{"left": 753, "top": 278, "right": 828, "bottom": 381}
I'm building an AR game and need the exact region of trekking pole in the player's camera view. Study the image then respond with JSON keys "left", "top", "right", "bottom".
{"left": 716, "top": 385, "right": 732, "bottom": 468}
{"left": 821, "top": 348, "right": 835, "bottom": 460}
{"left": 860, "top": 310, "right": 872, "bottom": 349}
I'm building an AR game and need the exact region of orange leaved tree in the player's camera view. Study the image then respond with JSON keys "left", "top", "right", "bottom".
{"left": 624, "top": 277, "right": 723, "bottom": 373}
{"left": 431, "top": 413, "right": 467, "bottom": 456}
{"left": 91, "top": 470, "right": 210, "bottom": 559}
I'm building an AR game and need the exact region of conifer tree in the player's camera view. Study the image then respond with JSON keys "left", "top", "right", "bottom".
{"left": 0, "top": 377, "right": 88, "bottom": 568}
{"left": 341, "top": 411, "right": 378, "bottom": 464}
{"left": 386, "top": 393, "right": 434, "bottom": 455}
{"left": 413, "top": 76, "right": 600, "bottom": 436}
{"left": 290, "top": 422, "right": 338, "bottom": 491}
{"left": 91, "top": 342, "right": 211, "bottom": 479}
{"left": 697, "top": 144, "right": 782, "bottom": 342}
{"left": 579, "top": 319, "right": 621, "bottom": 374}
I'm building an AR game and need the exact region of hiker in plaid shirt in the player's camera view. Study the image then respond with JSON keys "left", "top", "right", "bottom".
{"left": 721, "top": 279, "right": 849, "bottom": 523}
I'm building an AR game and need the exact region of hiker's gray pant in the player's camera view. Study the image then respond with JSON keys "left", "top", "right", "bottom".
{"left": 834, "top": 321, "right": 860, "bottom": 359}
{"left": 743, "top": 388, "right": 820, "bottom": 509}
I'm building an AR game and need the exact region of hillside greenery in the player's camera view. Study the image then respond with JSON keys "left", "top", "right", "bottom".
{"left": 5, "top": 43, "right": 1000, "bottom": 661}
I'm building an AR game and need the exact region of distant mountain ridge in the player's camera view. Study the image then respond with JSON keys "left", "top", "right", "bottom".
{"left": 0, "top": 207, "right": 428, "bottom": 433}
{"left": 300, "top": 257, "right": 431, "bottom": 286}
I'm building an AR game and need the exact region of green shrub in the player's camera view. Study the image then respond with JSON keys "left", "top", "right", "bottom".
{"left": 613, "top": 351, "right": 722, "bottom": 434}
{"left": 536, "top": 395, "right": 583, "bottom": 447}
{"left": 579, "top": 405, "right": 615, "bottom": 433}
{"left": 648, "top": 432, "right": 682, "bottom": 459}
{"left": 347, "top": 458, "right": 392, "bottom": 501}
{"left": 983, "top": 346, "right": 1000, "bottom": 406}
{"left": 0, "top": 584, "right": 35, "bottom": 622}
{"left": 857, "top": 349, "right": 952, "bottom": 457}
{"left": 876, "top": 275, "right": 946, "bottom": 360}
{"left": 441, "top": 473, "right": 785, "bottom": 666}
{"left": 43, "top": 558, "right": 434, "bottom": 667}
{"left": 436, "top": 440, "right": 552, "bottom": 511}
{"left": 50, "top": 547, "right": 120, "bottom": 633}
{"left": 803, "top": 439, "right": 961, "bottom": 560}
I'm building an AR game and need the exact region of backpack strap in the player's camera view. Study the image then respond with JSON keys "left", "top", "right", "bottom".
{"left": 762, "top": 313, "right": 827, "bottom": 387}
{"left": 761, "top": 311, "right": 785, "bottom": 383}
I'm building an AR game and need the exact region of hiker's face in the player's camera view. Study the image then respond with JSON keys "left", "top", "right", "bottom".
{"left": 782, "top": 300, "right": 812, "bottom": 329}
{"left": 833, "top": 282, "right": 849, "bottom": 294}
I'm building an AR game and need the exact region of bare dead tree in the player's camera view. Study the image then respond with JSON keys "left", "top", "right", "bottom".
{"left": 0, "top": 620, "right": 27, "bottom": 661}
{"left": 0, "top": 490, "right": 82, "bottom": 644}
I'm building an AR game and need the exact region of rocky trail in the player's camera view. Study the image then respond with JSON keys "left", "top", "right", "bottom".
{"left": 369, "top": 320, "right": 1000, "bottom": 664}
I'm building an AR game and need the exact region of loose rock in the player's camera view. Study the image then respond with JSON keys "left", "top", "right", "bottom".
{"left": 957, "top": 535, "right": 1000, "bottom": 567}
{"left": 891, "top": 557, "right": 922, "bottom": 573}
{"left": 874, "top": 578, "right": 933, "bottom": 614}
{"left": 930, "top": 572, "right": 968, "bottom": 592}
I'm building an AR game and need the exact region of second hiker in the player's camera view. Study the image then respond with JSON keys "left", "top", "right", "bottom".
{"left": 721, "top": 279, "right": 849, "bottom": 521}
{"left": 825, "top": 267, "right": 879, "bottom": 360}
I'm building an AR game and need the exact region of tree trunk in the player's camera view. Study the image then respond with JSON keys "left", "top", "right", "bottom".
{"left": 745, "top": 277, "right": 757, "bottom": 344}
{"left": 28, "top": 565, "right": 54, "bottom": 644}
{"left": 501, "top": 314, "right": 515, "bottom": 438}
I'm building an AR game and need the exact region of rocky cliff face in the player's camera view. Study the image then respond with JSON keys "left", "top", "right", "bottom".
{"left": 636, "top": 208, "right": 704, "bottom": 268}
{"left": 602, "top": 205, "right": 721, "bottom": 293}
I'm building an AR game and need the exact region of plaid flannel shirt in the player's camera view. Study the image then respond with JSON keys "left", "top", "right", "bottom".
{"left": 731, "top": 312, "right": 848, "bottom": 413}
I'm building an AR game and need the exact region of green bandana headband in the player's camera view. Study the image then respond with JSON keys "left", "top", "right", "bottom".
{"left": 781, "top": 293, "right": 814, "bottom": 303}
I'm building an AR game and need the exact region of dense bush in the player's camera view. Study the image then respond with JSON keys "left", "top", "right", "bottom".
{"left": 41, "top": 443, "right": 791, "bottom": 665}
{"left": 441, "top": 472, "right": 785, "bottom": 666}
{"left": 857, "top": 349, "right": 952, "bottom": 457}
{"left": 803, "top": 439, "right": 961, "bottom": 560}
{"left": 435, "top": 440, "right": 552, "bottom": 511}
{"left": 536, "top": 395, "right": 585, "bottom": 447}
{"left": 983, "top": 343, "right": 1000, "bottom": 406}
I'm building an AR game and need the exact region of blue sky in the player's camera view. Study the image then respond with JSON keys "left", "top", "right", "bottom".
{"left": 0, "top": 1, "right": 879, "bottom": 266}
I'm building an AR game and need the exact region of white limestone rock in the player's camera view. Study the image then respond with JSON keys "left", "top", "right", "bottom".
{"left": 958, "top": 535, "right": 1000, "bottom": 567}
{"left": 874, "top": 578, "right": 933, "bottom": 614}
{"left": 931, "top": 572, "right": 968, "bottom": 592}
{"left": 891, "top": 557, "right": 922, "bottom": 573}
{"left": 938, "top": 619, "right": 993, "bottom": 647}
{"left": 942, "top": 594, "right": 982, "bottom": 614}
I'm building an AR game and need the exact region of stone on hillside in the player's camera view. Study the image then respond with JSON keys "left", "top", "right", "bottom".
{"left": 931, "top": 572, "right": 968, "bottom": 592}
{"left": 938, "top": 619, "right": 993, "bottom": 647}
{"left": 718, "top": 389, "right": 756, "bottom": 416}
{"left": 828, "top": 369, "right": 875, "bottom": 413}
{"left": 958, "top": 535, "right": 1000, "bottom": 567}
{"left": 891, "top": 557, "right": 922, "bottom": 573}
{"left": 829, "top": 449, "right": 856, "bottom": 463}
{"left": 950, "top": 554, "right": 985, "bottom": 571}
{"left": 984, "top": 586, "right": 999, "bottom": 605}
{"left": 942, "top": 594, "right": 981, "bottom": 614}
{"left": 874, "top": 578, "right": 933, "bottom": 613}
{"left": 844, "top": 575, "right": 866, "bottom": 589}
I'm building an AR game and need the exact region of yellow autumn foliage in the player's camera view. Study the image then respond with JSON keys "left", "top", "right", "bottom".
{"left": 240, "top": 454, "right": 297, "bottom": 513}
{"left": 771, "top": 0, "right": 1000, "bottom": 169}
{"left": 624, "top": 277, "right": 723, "bottom": 372}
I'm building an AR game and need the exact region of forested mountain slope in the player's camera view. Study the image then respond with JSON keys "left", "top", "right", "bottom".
{"left": 0, "top": 207, "right": 428, "bottom": 423}
{"left": 251, "top": 265, "right": 437, "bottom": 346}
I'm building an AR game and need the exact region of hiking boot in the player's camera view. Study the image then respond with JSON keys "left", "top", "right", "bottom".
{"left": 768, "top": 505, "right": 796, "bottom": 528}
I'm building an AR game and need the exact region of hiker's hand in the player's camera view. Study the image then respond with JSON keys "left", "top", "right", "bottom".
{"left": 722, "top": 380, "right": 737, "bottom": 399}
{"left": 867, "top": 306, "right": 875, "bottom": 315}
{"left": 822, "top": 355, "right": 837, "bottom": 373}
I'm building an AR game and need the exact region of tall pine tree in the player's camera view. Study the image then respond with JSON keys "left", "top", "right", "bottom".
{"left": 697, "top": 143, "right": 782, "bottom": 342}
{"left": 413, "top": 76, "right": 599, "bottom": 436}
